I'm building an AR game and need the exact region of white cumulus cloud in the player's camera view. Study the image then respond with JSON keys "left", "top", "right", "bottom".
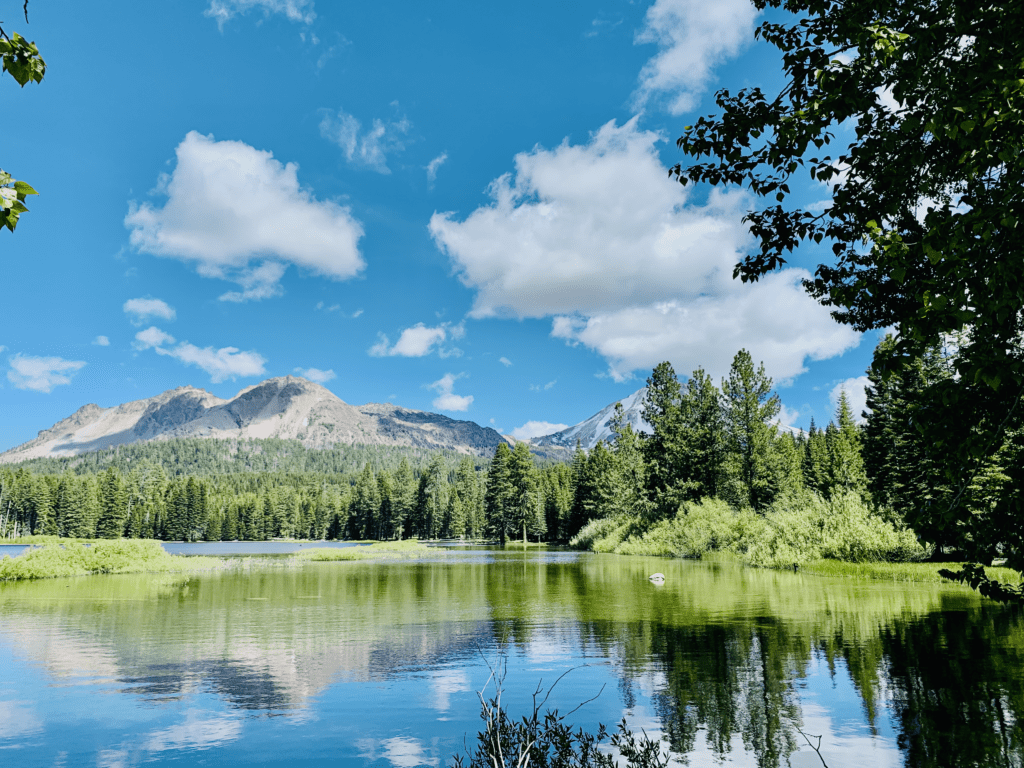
{"left": 294, "top": 366, "right": 336, "bottom": 383}
{"left": 830, "top": 376, "right": 871, "bottom": 424}
{"left": 499, "top": 357, "right": 512, "bottom": 367}
{"left": 205, "top": 0, "right": 315, "bottom": 29}
{"left": 157, "top": 343, "right": 266, "bottom": 384}
{"left": 319, "top": 108, "right": 411, "bottom": 174}
{"left": 124, "top": 297, "right": 176, "bottom": 324}
{"left": 511, "top": 421, "right": 569, "bottom": 441}
{"left": 369, "top": 323, "right": 460, "bottom": 358}
{"left": 134, "top": 326, "right": 176, "bottom": 350}
{"left": 133, "top": 326, "right": 265, "bottom": 383}
{"left": 428, "top": 372, "right": 473, "bottom": 412}
{"left": 8, "top": 354, "right": 86, "bottom": 393}
{"left": 633, "top": 0, "right": 759, "bottom": 115}
{"left": 93, "top": 336, "right": 111, "bottom": 346}
{"left": 125, "top": 131, "right": 364, "bottom": 301}
{"left": 430, "top": 118, "right": 860, "bottom": 384}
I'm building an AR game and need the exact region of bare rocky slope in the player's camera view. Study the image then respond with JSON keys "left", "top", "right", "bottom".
{"left": 0, "top": 377, "right": 511, "bottom": 463}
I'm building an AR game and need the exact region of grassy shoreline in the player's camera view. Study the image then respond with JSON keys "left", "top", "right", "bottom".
{"left": 3, "top": 538, "right": 1019, "bottom": 591}
{"left": 0, "top": 539, "right": 437, "bottom": 581}
{"left": 0, "top": 540, "right": 226, "bottom": 581}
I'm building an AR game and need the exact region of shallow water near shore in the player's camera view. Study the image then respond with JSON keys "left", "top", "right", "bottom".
{"left": 0, "top": 546, "right": 1021, "bottom": 767}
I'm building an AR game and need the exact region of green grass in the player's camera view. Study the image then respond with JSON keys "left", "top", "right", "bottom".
{"left": 0, "top": 540, "right": 225, "bottom": 581}
{"left": 295, "top": 540, "right": 431, "bottom": 562}
{"left": 801, "top": 558, "right": 1023, "bottom": 585}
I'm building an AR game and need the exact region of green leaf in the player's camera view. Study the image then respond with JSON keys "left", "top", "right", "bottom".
{"left": 12, "top": 181, "right": 38, "bottom": 196}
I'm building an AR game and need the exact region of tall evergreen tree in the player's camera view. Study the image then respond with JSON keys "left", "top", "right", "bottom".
{"left": 722, "top": 349, "right": 781, "bottom": 510}
{"left": 507, "top": 442, "right": 543, "bottom": 542}
{"left": 825, "top": 390, "right": 867, "bottom": 498}
{"left": 349, "top": 464, "right": 381, "bottom": 540}
{"left": 609, "top": 403, "right": 651, "bottom": 521}
{"left": 96, "top": 467, "right": 128, "bottom": 538}
{"left": 678, "top": 367, "right": 725, "bottom": 502}
{"left": 642, "top": 362, "right": 684, "bottom": 500}
{"left": 414, "top": 455, "right": 449, "bottom": 539}
{"left": 484, "top": 443, "right": 514, "bottom": 544}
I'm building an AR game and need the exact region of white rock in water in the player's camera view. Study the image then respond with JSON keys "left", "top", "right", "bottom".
{"left": 648, "top": 573, "right": 665, "bottom": 582}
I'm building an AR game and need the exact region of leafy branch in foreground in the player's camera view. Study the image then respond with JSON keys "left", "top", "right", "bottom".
{"left": 671, "top": 0, "right": 1024, "bottom": 603}
{"left": 454, "top": 658, "right": 667, "bottom": 768}
{"left": 0, "top": 1, "right": 44, "bottom": 232}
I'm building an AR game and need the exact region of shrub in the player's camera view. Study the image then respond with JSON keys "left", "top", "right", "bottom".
{"left": 572, "top": 490, "right": 927, "bottom": 569}
{"left": 570, "top": 517, "right": 634, "bottom": 552}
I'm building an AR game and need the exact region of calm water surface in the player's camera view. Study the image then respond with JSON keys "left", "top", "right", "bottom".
{"left": 0, "top": 547, "right": 1021, "bottom": 768}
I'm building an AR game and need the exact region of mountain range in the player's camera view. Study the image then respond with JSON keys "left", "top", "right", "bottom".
{"left": 0, "top": 378, "right": 802, "bottom": 466}
{"left": 0, "top": 377, "right": 512, "bottom": 464}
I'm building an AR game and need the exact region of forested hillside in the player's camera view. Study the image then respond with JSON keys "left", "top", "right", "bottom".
{"left": 2, "top": 338, "right": 1018, "bottom": 568}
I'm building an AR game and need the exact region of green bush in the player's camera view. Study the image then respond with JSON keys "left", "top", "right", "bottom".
{"left": 569, "top": 517, "right": 631, "bottom": 552}
{"left": 0, "top": 540, "right": 223, "bottom": 581}
{"left": 746, "top": 491, "right": 926, "bottom": 568}
{"left": 574, "top": 491, "right": 927, "bottom": 569}
{"left": 613, "top": 498, "right": 741, "bottom": 557}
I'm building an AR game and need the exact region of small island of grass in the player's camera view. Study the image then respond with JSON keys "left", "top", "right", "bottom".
{"left": 0, "top": 540, "right": 225, "bottom": 581}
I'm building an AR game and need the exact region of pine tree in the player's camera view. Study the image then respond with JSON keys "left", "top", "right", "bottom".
{"left": 414, "top": 455, "right": 449, "bottom": 539}
{"left": 349, "top": 464, "right": 381, "bottom": 539}
{"left": 609, "top": 403, "right": 651, "bottom": 521}
{"left": 541, "top": 463, "right": 572, "bottom": 542}
{"left": 722, "top": 349, "right": 781, "bottom": 510}
{"left": 32, "top": 475, "right": 56, "bottom": 536}
{"left": 678, "top": 367, "right": 725, "bottom": 502}
{"left": 642, "top": 362, "right": 684, "bottom": 499}
{"left": 768, "top": 432, "right": 805, "bottom": 500}
{"left": 826, "top": 390, "right": 867, "bottom": 498}
{"left": 96, "top": 468, "right": 128, "bottom": 538}
{"left": 507, "top": 442, "right": 543, "bottom": 542}
{"left": 568, "top": 442, "right": 619, "bottom": 535}
{"left": 484, "top": 443, "right": 514, "bottom": 544}
{"left": 392, "top": 458, "right": 416, "bottom": 539}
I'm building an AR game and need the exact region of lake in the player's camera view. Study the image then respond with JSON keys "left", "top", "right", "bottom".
{"left": 0, "top": 546, "right": 1021, "bottom": 767}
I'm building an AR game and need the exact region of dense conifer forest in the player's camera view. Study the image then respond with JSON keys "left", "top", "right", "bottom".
{"left": 1, "top": 341, "right": 1018, "bottom": 570}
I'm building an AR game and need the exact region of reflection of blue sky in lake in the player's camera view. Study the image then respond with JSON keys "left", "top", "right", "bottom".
{"left": 0, "top": 550, "right": 1018, "bottom": 766}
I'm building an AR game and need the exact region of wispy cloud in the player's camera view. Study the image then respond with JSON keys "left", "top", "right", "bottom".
{"left": 530, "top": 380, "right": 557, "bottom": 391}
{"left": 319, "top": 107, "right": 411, "bottom": 174}
{"left": 294, "top": 366, "right": 336, "bottom": 384}
{"left": 8, "top": 354, "right": 86, "bottom": 393}
{"left": 510, "top": 420, "right": 568, "bottom": 440}
{"left": 205, "top": 0, "right": 315, "bottom": 30}
{"left": 499, "top": 357, "right": 512, "bottom": 367}
{"left": 632, "top": 0, "right": 759, "bottom": 115}
{"left": 93, "top": 335, "right": 111, "bottom": 347}
{"left": 425, "top": 152, "right": 448, "bottom": 188}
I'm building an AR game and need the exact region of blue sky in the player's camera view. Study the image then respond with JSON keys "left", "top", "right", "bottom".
{"left": 0, "top": 0, "right": 881, "bottom": 452}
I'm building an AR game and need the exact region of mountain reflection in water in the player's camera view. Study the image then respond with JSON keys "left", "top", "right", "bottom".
{"left": 0, "top": 548, "right": 1021, "bottom": 767}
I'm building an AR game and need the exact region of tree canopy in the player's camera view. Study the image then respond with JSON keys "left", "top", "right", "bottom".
{"left": 0, "top": 3, "right": 44, "bottom": 232}
{"left": 672, "top": 0, "right": 1024, "bottom": 599}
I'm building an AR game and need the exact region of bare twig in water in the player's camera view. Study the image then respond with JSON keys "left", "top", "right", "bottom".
{"left": 796, "top": 726, "right": 830, "bottom": 768}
